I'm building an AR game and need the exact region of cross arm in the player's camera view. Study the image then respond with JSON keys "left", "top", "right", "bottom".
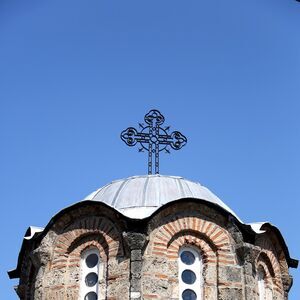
{"left": 120, "top": 127, "right": 150, "bottom": 147}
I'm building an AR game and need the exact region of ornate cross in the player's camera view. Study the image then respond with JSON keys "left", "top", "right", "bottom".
{"left": 121, "top": 109, "right": 187, "bottom": 174}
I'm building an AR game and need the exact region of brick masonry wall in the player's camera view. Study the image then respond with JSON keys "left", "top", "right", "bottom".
{"left": 143, "top": 202, "right": 242, "bottom": 299}
{"left": 29, "top": 205, "right": 130, "bottom": 300}
{"left": 142, "top": 201, "right": 286, "bottom": 300}
{"left": 16, "top": 201, "right": 290, "bottom": 300}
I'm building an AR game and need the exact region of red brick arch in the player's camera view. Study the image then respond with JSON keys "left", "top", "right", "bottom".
{"left": 167, "top": 232, "right": 217, "bottom": 263}
{"left": 256, "top": 250, "right": 284, "bottom": 296}
{"left": 51, "top": 216, "right": 123, "bottom": 270}
{"left": 148, "top": 216, "right": 237, "bottom": 266}
{"left": 143, "top": 215, "right": 237, "bottom": 299}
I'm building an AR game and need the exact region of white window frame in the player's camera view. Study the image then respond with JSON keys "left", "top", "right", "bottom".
{"left": 178, "top": 246, "right": 203, "bottom": 300}
{"left": 80, "top": 248, "right": 101, "bottom": 300}
{"left": 258, "top": 266, "right": 266, "bottom": 300}
{"left": 258, "top": 265, "right": 273, "bottom": 300}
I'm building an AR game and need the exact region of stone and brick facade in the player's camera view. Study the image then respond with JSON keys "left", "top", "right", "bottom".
{"left": 9, "top": 175, "right": 297, "bottom": 299}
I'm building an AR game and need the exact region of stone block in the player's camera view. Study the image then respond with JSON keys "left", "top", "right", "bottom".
{"left": 218, "top": 288, "right": 243, "bottom": 300}
{"left": 219, "top": 266, "right": 242, "bottom": 282}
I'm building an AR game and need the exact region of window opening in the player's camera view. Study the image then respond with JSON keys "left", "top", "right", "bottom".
{"left": 179, "top": 246, "right": 203, "bottom": 300}
{"left": 258, "top": 267, "right": 266, "bottom": 300}
{"left": 80, "top": 249, "right": 101, "bottom": 300}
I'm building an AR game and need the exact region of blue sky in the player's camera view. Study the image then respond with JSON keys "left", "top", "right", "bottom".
{"left": 1, "top": 0, "right": 300, "bottom": 298}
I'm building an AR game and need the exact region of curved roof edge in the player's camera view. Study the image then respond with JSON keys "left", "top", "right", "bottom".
{"left": 248, "top": 222, "right": 298, "bottom": 269}
{"left": 8, "top": 226, "right": 44, "bottom": 279}
{"left": 8, "top": 199, "right": 298, "bottom": 279}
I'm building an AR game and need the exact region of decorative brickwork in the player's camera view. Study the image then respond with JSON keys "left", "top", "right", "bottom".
{"left": 255, "top": 250, "right": 284, "bottom": 299}
{"left": 51, "top": 216, "right": 122, "bottom": 269}
{"left": 31, "top": 207, "right": 130, "bottom": 300}
{"left": 255, "top": 230, "right": 287, "bottom": 299}
{"left": 11, "top": 200, "right": 294, "bottom": 300}
{"left": 149, "top": 216, "right": 236, "bottom": 264}
{"left": 142, "top": 202, "right": 244, "bottom": 299}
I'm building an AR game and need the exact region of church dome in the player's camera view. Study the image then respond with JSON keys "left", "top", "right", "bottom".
{"left": 84, "top": 174, "right": 240, "bottom": 220}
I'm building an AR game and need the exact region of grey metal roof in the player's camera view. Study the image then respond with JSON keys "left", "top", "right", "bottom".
{"left": 84, "top": 174, "right": 241, "bottom": 220}
{"left": 9, "top": 175, "right": 298, "bottom": 279}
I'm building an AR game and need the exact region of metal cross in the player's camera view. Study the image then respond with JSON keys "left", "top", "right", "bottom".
{"left": 121, "top": 109, "right": 187, "bottom": 174}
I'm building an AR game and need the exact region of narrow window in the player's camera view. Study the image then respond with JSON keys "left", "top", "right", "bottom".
{"left": 80, "top": 249, "right": 101, "bottom": 300}
{"left": 258, "top": 267, "right": 266, "bottom": 300}
{"left": 179, "top": 246, "right": 203, "bottom": 300}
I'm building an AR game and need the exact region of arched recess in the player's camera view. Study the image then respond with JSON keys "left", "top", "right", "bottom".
{"left": 256, "top": 237, "right": 284, "bottom": 298}
{"left": 41, "top": 216, "right": 125, "bottom": 299}
{"left": 256, "top": 251, "right": 284, "bottom": 299}
{"left": 148, "top": 216, "right": 237, "bottom": 264}
{"left": 144, "top": 215, "right": 238, "bottom": 299}
{"left": 51, "top": 216, "right": 123, "bottom": 269}
{"left": 257, "top": 225, "right": 290, "bottom": 283}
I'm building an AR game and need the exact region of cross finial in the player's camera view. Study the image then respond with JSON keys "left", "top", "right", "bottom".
{"left": 121, "top": 109, "right": 187, "bottom": 174}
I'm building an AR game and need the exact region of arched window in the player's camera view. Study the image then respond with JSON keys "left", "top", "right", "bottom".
{"left": 178, "top": 246, "right": 203, "bottom": 300}
{"left": 80, "top": 248, "right": 101, "bottom": 300}
{"left": 258, "top": 266, "right": 266, "bottom": 300}
{"left": 257, "top": 265, "right": 273, "bottom": 300}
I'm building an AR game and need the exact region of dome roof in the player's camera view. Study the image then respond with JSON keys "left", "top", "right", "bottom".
{"left": 84, "top": 175, "right": 240, "bottom": 220}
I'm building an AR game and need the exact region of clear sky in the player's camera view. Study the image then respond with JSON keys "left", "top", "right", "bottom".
{"left": 1, "top": 0, "right": 300, "bottom": 299}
